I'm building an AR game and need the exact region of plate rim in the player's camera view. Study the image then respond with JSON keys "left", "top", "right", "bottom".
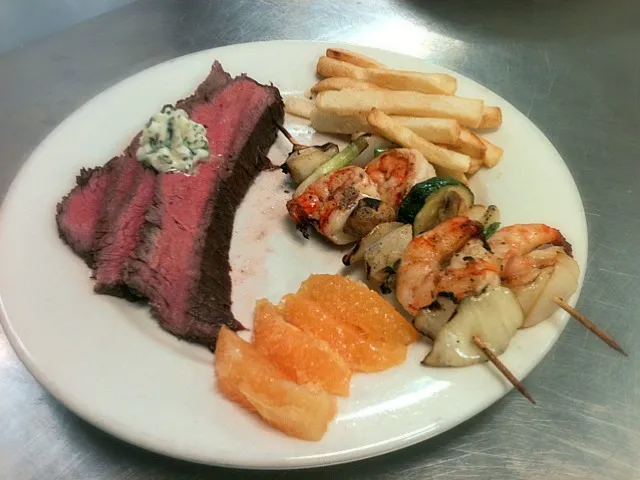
{"left": 0, "top": 39, "right": 588, "bottom": 469}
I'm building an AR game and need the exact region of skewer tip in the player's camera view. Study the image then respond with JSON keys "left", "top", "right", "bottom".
{"left": 553, "top": 297, "right": 627, "bottom": 356}
{"left": 472, "top": 335, "right": 536, "bottom": 405}
{"left": 277, "top": 123, "right": 309, "bottom": 151}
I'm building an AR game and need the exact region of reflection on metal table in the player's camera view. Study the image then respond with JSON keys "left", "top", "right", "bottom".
{"left": 1, "top": 0, "right": 639, "bottom": 478}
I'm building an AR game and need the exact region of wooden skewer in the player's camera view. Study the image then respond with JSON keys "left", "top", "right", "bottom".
{"left": 553, "top": 296, "right": 627, "bottom": 356}
{"left": 277, "top": 124, "right": 309, "bottom": 151}
{"left": 472, "top": 335, "right": 536, "bottom": 404}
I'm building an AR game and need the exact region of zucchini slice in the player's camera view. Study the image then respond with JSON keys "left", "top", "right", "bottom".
{"left": 398, "top": 177, "right": 474, "bottom": 235}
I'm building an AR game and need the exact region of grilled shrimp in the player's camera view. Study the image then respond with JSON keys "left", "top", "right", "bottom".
{"left": 396, "top": 216, "right": 500, "bottom": 315}
{"left": 438, "top": 238, "right": 501, "bottom": 302}
{"left": 286, "top": 166, "right": 380, "bottom": 245}
{"left": 364, "top": 149, "right": 436, "bottom": 211}
{"left": 488, "top": 224, "right": 573, "bottom": 287}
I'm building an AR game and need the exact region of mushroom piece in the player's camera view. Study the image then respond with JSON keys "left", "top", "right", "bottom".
{"left": 413, "top": 296, "right": 458, "bottom": 340}
{"left": 343, "top": 221, "right": 403, "bottom": 266}
{"left": 423, "top": 286, "right": 524, "bottom": 367}
{"left": 344, "top": 197, "right": 397, "bottom": 239}
{"left": 363, "top": 224, "right": 413, "bottom": 289}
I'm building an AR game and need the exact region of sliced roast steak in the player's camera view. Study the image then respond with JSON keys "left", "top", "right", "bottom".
{"left": 56, "top": 60, "right": 284, "bottom": 350}
{"left": 92, "top": 160, "right": 155, "bottom": 296}
{"left": 56, "top": 162, "right": 114, "bottom": 266}
{"left": 91, "top": 62, "right": 233, "bottom": 296}
{"left": 127, "top": 76, "right": 284, "bottom": 348}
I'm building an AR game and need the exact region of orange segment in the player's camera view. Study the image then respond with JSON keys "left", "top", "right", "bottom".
{"left": 297, "top": 274, "right": 418, "bottom": 345}
{"left": 281, "top": 293, "right": 407, "bottom": 373}
{"left": 253, "top": 299, "right": 352, "bottom": 396}
{"left": 215, "top": 327, "right": 337, "bottom": 441}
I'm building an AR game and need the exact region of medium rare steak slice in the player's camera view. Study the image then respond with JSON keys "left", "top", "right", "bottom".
{"left": 91, "top": 62, "right": 233, "bottom": 295}
{"left": 93, "top": 160, "right": 155, "bottom": 296}
{"left": 127, "top": 76, "right": 284, "bottom": 349}
{"left": 56, "top": 162, "right": 114, "bottom": 266}
{"left": 93, "top": 149, "right": 142, "bottom": 248}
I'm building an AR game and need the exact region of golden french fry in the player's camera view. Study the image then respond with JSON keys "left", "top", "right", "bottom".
{"left": 367, "top": 108, "right": 470, "bottom": 172}
{"left": 284, "top": 96, "right": 314, "bottom": 119}
{"left": 310, "top": 110, "right": 370, "bottom": 134}
{"left": 390, "top": 116, "right": 460, "bottom": 144}
{"left": 316, "top": 90, "right": 484, "bottom": 128}
{"left": 310, "top": 110, "right": 460, "bottom": 144}
{"left": 478, "top": 136, "right": 504, "bottom": 167}
{"left": 316, "top": 57, "right": 456, "bottom": 95}
{"left": 443, "top": 128, "right": 486, "bottom": 158}
{"left": 435, "top": 165, "right": 468, "bottom": 185}
{"left": 326, "top": 48, "right": 385, "bottom": 69}
{"left": 466, "top": 156, "right": 484, "bottom": 175}
{"left": 311, "top": 77, "right": 383, "bottom": 93}
{"left": 366, "top": 68, "right": 457, "bottom": 96}
{"left": 317, "top": 56, "right": 368, "bottom": 81}
{"left": 478, "top": 106, "right": 502, "bottom": 129}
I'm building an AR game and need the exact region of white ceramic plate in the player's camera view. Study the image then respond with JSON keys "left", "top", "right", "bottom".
{"left": 0, "top": 41, "right": 587, "bottom": 469}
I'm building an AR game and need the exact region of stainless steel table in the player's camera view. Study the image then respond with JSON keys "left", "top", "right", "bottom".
{"left": 1, "top": 0, "right": 639, "bottom": 478}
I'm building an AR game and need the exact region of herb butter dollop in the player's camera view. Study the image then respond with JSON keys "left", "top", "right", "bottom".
{"left": 136, "top": 105, "right": 210, "bottom": 174}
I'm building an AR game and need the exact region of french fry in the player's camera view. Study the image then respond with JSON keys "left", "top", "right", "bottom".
{"left": 326, "top": 48, "right": 385, "bottom": 69}
{"left": 317, "top": 56, "right": 369, "bottom": 81}
{"left": 310, "top": 110, "right": 460, "bottom": 144}
{"left": 442, "top": 128, "right": 486, "bottom": 158}
{"left": 435, "top": 165, "right": 468, "bottom": 185}
{"left": 367, "top": 108, "right": 470, "bottom": 172}
{"left": 478, "top": 106, "right": 502, "bottom": 129}
{"left": 366, "top": 68, "right": 457, "bottom": 96}
{"left": 310, "top": 110, "right": 370, "bottom": 134}
{"left": 466, "top": 156, "right": 484, "bottom": 175}
{"left": 316, "top": 90, "right": 484, "bottom": 128}
{"left": 284, "top": 96, "right": 314, "bottom": 119}
{"left": 479, "top": 136, "right": 504, "bottom": 168}
{"left": 390, "top": 116, "right": 460, "bottom": 144}
{"left": 316, "top": 57, "right": 456, "bottom": 95}
{"left": 311, "top": 77, "right": 383, "bottom": 93}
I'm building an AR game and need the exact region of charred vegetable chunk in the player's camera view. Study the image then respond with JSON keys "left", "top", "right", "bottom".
{"left": 343, "top": 222, "right": 403, "bottom": 266}
{"left": 344, "top": 198, "right": 397, "bottom": 239}
{"left": 294, "top": 136, "right": 369, "bottom": 197}
{"left": 398, "top": 177, "right": 474, "bottom": 235}
{"left": 283, "top": 143, "right": 339, "bottom": 185}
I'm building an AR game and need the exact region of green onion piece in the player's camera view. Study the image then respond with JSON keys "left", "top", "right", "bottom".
{"left": 483, "top": 222, "right": 500, "bottom": 239}
{"left": 373, "top": 147, "right": 389, "bottom": 158}
{"left": 293, "top": 136, "right": 369, "bottom": 197}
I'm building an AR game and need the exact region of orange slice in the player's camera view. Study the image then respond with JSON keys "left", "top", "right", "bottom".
{"left": 281, "top": 293, "right": 407, "bottom": 372}
{"left": 215, "top": 327, "right": 337, "bottom": 441}
{"left": 253, "top": 299, "right": 352, "bottom": 396}
{"left": 297, "top": 274, "right": 418, "bottom": 345}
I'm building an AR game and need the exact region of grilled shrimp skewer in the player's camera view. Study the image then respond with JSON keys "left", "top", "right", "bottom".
{"left": 395, "top": 216, "right": 499, "bottom": 316}
{"left": 489, "top": 224, "right": 625, "bottom": 353}
{"left": 364, "top": 149, "right": 436, "bottom": 211}
{"left": 286, "top": 166, "right": 395, "bottom": 245}
{"left": 394, "top": 216, "right": 531, "bottom": 400}
{"left": 488, "top": 224, "right": 573, "bottom": 288}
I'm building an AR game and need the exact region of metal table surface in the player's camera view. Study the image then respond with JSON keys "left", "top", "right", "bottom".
{"left": 1, "top": 0, "right": 639, "bottom": 478}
